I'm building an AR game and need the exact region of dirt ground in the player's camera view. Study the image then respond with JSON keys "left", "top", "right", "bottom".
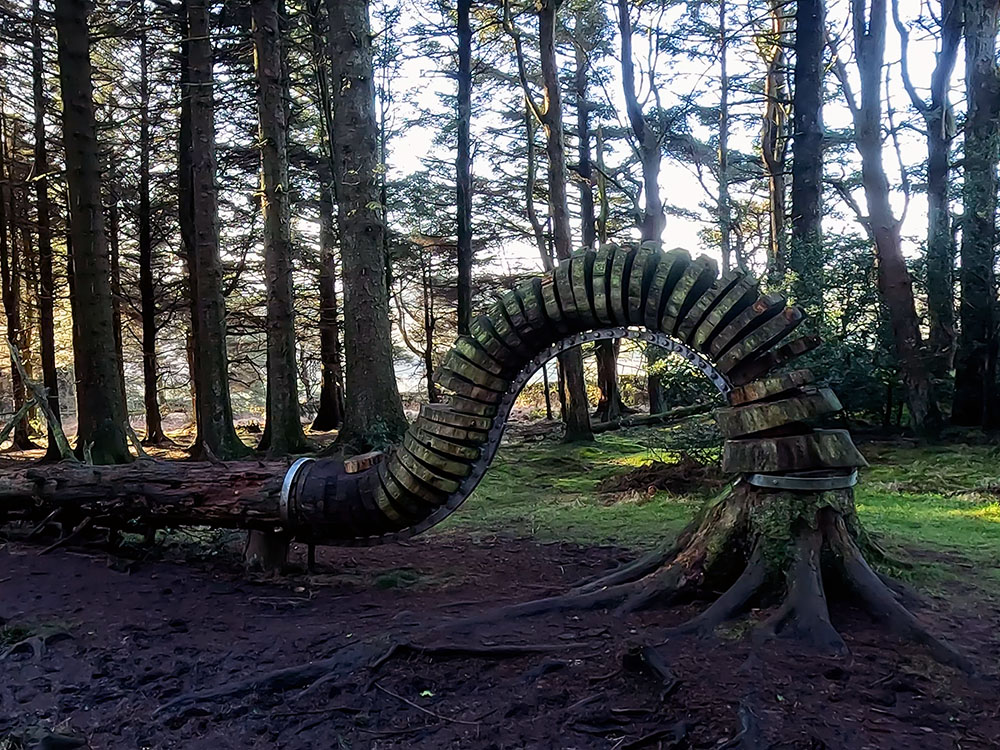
{"left": 2, "top": 531, "right": 999, "bottom": 750}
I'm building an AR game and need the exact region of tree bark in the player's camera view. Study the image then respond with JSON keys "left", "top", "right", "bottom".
{"left": 0, "top": 461, "right": 289, "bottom": 532}
{"left": 953, "top": 0, "right": 999, "bottom": 427}
{"left": 718, "top": 0, "right": 732, "bottom": 273}
{"left": 252, "top": 0, "right": 308, "bottom": 455}
{"left": 306, "top": 0, "right": 345, "bottom": 433}
{"left": 53, "top": 0, "right": 132, "bottom": 464}
{"left": 32, "top": 0, "right": 62, "bottom": 460}
{"left": 846, "top": 0, "right": 940, "bottom": 435}
{"left": 617, "top": 0, "right": 664, "bottom": 241}
{"left": 106, "top": 184, "right": 126, "bottom": 395}
{"left": 138, "top": 4, "right": 166, "bottom": 445}
{"left": 575, "top": 22, "right": 621, "bottom": 424}
{"left": 788, "top": 0, "right": 825, "bottom": 316}
{"left": 892, "top": 0, "right": 961, "bottom": 382}
{"left": 327, "top": 0, "right": 408, "bottom": 450}
{"left": 183, "top": 0, "right": 249, "bottom": 459}
{"left": 311, "top": 189, "right": 346, "bottom": 432}
{"left": 536, "top": 0, "right": 592, "bottom": 443}
{"left": 177, "top": 5, "right": 200, "bottom": 443}
{"left": 455, "top": 0, "right": 473, "bottom": 336}
{"left": 761, "top": 0, "right": 790, "bottom": 284}
{"left": 0, "top": 114, "right": 36, "bottom": 450}
{"left": 618, "top": 0, "right": 666, "bottom": 413}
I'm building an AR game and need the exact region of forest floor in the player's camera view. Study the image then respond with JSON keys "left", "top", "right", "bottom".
{"left": 1, "top": 429, "right": 999, "bottom": 749}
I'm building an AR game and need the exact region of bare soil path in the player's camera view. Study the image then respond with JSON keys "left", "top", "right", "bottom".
{"left": 2, "top": 533, "right": 998, "bottom": 749}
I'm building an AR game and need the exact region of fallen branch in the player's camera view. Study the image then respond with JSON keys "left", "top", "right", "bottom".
{"left": 7, "top": 340, "right": 75, "bottom": 461}
{"left": 38, "top": 516, "right": 92, "bottom": 556}
{"left": 591, "top": 403, "right": 714, "bottom": 434}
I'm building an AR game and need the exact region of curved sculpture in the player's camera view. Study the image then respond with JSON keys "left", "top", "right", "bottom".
{"left": 283, "top": 242, "right": 865, "bottom": 546}
{"left": 1, "top": 241, "right": 965, "bottom": 668}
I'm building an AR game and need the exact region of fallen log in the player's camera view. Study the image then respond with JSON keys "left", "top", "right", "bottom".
{"left": 0, "top": 459, "right": 292, "bottom": 533}
{"left": 590, "top": 403, "right": 714, "bottom": 434}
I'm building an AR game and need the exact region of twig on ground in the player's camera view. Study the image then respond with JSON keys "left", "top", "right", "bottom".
{"left": 38, "top": 516, "right": 92, "bottom": 555}
{"left": 372, "top": 680, "right": 480, "bottom": 726}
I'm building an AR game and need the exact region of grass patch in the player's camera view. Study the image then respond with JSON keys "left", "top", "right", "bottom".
{"left": 0, "top": 623, "right": 33, "bottom": 648}
{"left": 438, "top": 431, "right": 711, "bottom": 548}
{"left": 437, "top": 431, "right": 1000, "bottom": 592}
{"left": 372, "top": 567, "right": 428, "bottom": 590}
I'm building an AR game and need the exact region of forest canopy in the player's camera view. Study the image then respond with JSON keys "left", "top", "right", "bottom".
{"left": 0, "top": 0, "right": 995, "bottom": 453}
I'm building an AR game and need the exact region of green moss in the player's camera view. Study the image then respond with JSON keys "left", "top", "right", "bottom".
{"left": 436, "top": 430, "right": 708, "bottom": 548}
{"left": 433, "top": 434, "right": 1000, "bottom": 593}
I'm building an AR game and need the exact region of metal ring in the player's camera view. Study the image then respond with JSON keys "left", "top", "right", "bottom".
{"left": 746, "top": 470, "right": 859, "bottom": 491}
{"left": 280, "top": 457, "right": 315, "bottom": 523}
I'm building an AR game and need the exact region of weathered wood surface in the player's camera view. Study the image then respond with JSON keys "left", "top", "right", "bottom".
{"left": 722, "top": 429, "right": 867, "bottom": 473}
{"left": 728, "top": 370, "right": 815, "bottom": 406}
{"left": 345, "top": 451, "right": 385, "bottom": 474}
{"left": 0, "top": 460, "right": 290, "bottom": 530}
{"left": 715, "top": 387, "right": 842, "bottom": 438}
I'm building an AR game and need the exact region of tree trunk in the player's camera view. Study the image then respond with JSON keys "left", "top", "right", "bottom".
{"left": 718, "top": 0, "right": 732, "bottom": 273}
{"left": 311, "top": 189, "right": 346, "bottom": 432}
{"left": 177, "top": 6, "right": 200, "bottom": 444}
{"left": 575, "top": 25, "right": 621, "bottom": 424}
{"left": 53, "top": 0, "right": 132, "bottom": 464}
{"left": 761, "top": 0, "right": 790, "bottom": 284}
{"left": 617, "top": 0, "right": 664, "bottom": 241}
{"left": 953, "top": 0, "right": 999, "bottom": 428}
{"left": 849, "top": 0, "right": 940, "bottom": 435}
{"left": 327, "top": 0, "right": 408, "bottom": 450}
{"left": 138, "top": 6, "right": 165, "bottom": 446}
{"left": 618, "top": 0, "right": 667, "bottom": 415}
{"left": 892, "top": 0, "right": 961, "bottom": 385}
{"left": 183, "top": 0, "right": 249, "bottom": 459}
{"left": 32, "top": 0, "right": 62, "bottom": 460}
{"left": 455, "top": 0, "right": 473, "bottom": 336}
{"left": 252, "top": 0, "right": 308, "bottom": 455}
{"left": 0, "top": 114, "right": 36, "bottom": 450}
{"left": 0, "top": 460, "right": 290, "bottom": 531}
{"left": 107, "top": 185, "right": 126, "bottom": 395}
{"left": 788, "top": 0, "right": 825, "bottom": 316}
{"left": 537, "top": 0, "right": 592, "bottom": 443}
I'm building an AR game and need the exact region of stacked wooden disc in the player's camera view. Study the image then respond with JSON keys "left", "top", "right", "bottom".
{"left": 717, "top": 370, "right": 867, "bottom": 476}
{"left": 293, "top": 243, "right": 864, "bottom": 545}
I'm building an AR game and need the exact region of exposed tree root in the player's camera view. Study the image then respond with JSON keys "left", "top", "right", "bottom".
{"left": 822, "top": 510, "right": 973, "bottom": 674}
{"left": 753, "top": 526, "right": 846, "bottom": 654}
{"left": 439, "top": 485, "right": 974, "bottom": 673}
{"left": 154, "top": 485, "right": 974, "bottom": 719}
{"left": 569, "top": 536, "right": 689, "bottom": 596}
{"left": 664, "top": 545, "right": 767, "bottom": 639}
{"left": 155, "top": 638, "right": 576, "bottom": 716}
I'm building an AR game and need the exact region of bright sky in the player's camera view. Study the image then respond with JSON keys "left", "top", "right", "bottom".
{"left": 382, "top": 0, "right": 961, "bottom": 391}
{"left": 387, "top": 0, "right": 961, "bottom": 275}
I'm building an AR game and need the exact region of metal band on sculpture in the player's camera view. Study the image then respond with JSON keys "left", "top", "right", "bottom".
{"left": 746, "top": 470, "right": 859, "bottom": 491}
{"left": 280, "top": 457, "right": 315, "bottom": 524}
{"left": 282, "top": 243, "right": 865, "bottom": 546}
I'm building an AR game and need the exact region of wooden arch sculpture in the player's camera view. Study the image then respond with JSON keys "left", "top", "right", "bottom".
{"left": 0, "top": 242, "right": 969, "bottom": 669}
{"left": 284, "top": 241, "right": 965, "bottom": 669}
{"left": 285, "top": 241, "right": 863, "bottom": 545}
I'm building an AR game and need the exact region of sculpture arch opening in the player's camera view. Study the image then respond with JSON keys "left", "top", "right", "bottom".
{"left": 285, "top": 242, "right": 833, "bottom": 546}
